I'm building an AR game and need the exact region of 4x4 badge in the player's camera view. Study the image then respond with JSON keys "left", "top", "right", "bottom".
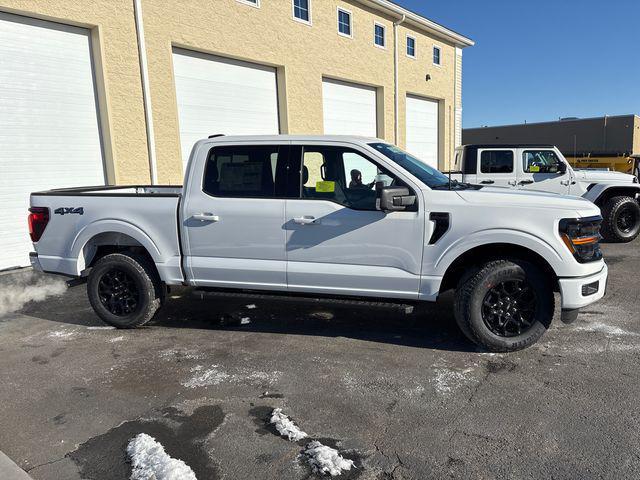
{"left": 54, "top": 207, "right": 84, "bottom": 215}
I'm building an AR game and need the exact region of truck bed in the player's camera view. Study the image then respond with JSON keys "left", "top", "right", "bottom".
{"left": 30, "top": 185, "right": 184, "bottom": 283}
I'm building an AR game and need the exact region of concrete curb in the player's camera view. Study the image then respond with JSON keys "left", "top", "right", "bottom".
{"left": 0, "top": 451, "right": 34, "bottom": 480}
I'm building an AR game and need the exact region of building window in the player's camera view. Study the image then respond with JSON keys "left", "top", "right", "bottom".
{"left": 237, "top": 0, "right": 260, "bottom": 7}
{"left": 293, "top": 0, "right": 310, "bottom": 23}
{"left": 433, "top": 45, "right": 441, "bottom": 65}
{"left": 337, "top": 8, "right": 352, "bottom": 37}
{"left": 374, "top": 22, "right": 385, "bottom": 48}
{"left": 406, "top": 35, "right": 416, "bottom": 58}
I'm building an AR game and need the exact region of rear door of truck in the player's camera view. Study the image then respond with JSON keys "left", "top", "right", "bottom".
{"left": 180, "top": 141, "right": 294, "bottom": 290}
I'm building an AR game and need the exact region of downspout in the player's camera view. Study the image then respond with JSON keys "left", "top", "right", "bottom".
{"left": 133, "top": 0, "right": 158, "bottom": 185}
{"left": 393, "top": 13, "right": 406, "bottom": 145}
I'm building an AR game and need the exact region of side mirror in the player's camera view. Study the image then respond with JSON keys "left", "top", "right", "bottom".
{"left": 378, "top": 187, "right": 416, "bottom": 212}
{"left": 557, "top": 162, "right": 567, "bottom": 174}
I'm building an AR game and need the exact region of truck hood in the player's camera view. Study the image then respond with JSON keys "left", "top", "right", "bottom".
{"left": 455, "top": 186, "right": 600, "bottom": 215}
{"left": 573, "top": 169, "right": 636, "bottom": 184}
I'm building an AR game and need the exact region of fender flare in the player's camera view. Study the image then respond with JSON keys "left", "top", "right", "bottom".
{"left": 70, "top": 219, "right": 162, "bottom": 272}
{"left": 583, "top": 184, "right": 640, "bottom": 204}
{"left": 434, "top": 228, "right": 565, "bottom": 277}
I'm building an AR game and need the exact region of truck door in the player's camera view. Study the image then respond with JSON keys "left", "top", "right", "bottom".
{"left": 517, "top": 148, "right": 572, "bottom": 194}
{"left": 181, "top": 143, "right": 292, "bottom": 290}
{"left": 476, "top": 149, "right": 517, "bottom": 188}
{"left": 284, "top": 143, "right": 425, "bottom": 299}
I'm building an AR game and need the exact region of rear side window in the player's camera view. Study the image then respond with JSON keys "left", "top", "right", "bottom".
{"left": 480, "top": 150, "right": 514, "bottom": 174}
{"left": 203, "top": 145, "right": 288, "bottom": 198}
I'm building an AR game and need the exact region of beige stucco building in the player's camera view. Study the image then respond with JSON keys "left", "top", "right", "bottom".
{"left": 0, "top": 0, "right": 472, "bottom": 269}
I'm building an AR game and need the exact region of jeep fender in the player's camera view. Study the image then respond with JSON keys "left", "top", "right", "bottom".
{"left": 583, "top": 184, "right": 640, "bottom": 204}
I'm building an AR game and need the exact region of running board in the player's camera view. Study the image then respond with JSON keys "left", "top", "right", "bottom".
{"left": 192, "top": 289, "right": 415, "bottom": 314}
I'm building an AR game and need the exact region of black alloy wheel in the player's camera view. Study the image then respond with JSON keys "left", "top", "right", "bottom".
{"left": 97, "top": 268, "right": 140, "bottom": 316}
{"left": 481, "top": 280, "right": 537, "bottom": 337}
{"left": 616, "top": 204, "right": 640, "bottom": 234}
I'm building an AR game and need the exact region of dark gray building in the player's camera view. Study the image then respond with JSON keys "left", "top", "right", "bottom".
{"left": 463, "top": 115, "right": 640, "bottom": 157}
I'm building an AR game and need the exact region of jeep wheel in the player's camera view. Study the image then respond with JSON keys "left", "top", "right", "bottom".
{"left": 454, "top": 260, "right": 553, "bottom": 352}
{"left": 87, "top": 252, "right": 163, "bottom": 328}
{"left": 600, "top": 196, "right": 640, "bottom": 243}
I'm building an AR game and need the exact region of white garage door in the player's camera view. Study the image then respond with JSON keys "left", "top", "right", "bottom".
{"left": 322, "top": 79, "right": 377, "bottom": 137}
{"left": 172, "top": 48, "right": 280, "bottom": 169}
{"left": 0, "top": 13, "right": 104, "bottom": 270}
{"left": 406, "top": 95, "right": 439, "bottom": 168}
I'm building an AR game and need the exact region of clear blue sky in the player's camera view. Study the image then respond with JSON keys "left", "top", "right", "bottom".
{"left": 400, "top": 0, "right": 640, "bottom": 128}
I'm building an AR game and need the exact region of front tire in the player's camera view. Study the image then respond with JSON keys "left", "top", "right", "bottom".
{"left": 454, "top": 260, "right": 553, "bottom": 352}
{"left": 87, "top": 252, "right": 163, "bottom": 328}
{"left": 600, "top": 195, "right": 640, "bottom": 243}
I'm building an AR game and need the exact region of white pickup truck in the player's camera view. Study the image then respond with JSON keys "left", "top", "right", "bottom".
{"left": 29, "top": 135, "right": 608, "bottom": 352}
{"left": 451, "top": 144, "right": 640, "bottom": 242}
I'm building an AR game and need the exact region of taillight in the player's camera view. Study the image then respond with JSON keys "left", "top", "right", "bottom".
{"left": 28, "top": 207, "right": 50, "bottom": 242}
{"left": 559, "top": 216, "right": 602, "bottom": 263}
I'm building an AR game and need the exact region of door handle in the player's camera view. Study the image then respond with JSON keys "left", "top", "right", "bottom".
{"left": 293, "top": 215, "right": 318, "bottom": 225}
{"left": 508, "top": 180, "right": 518, "bottom": 186}
{"left": 192, "top": 213, "right": 220, "bottom": 222}
{"left": 480, "top": 180, "right": 494, "bottom": 184}
{"left": 560, "top": 180, "right": 571, "bottom": 186}
{"left": 519, "top": 180, "right": 534, "bottom": 185}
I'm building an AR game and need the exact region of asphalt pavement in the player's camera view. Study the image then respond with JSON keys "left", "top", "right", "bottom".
{"left": 0, "top": 240, "right": 638, "bottom": 479}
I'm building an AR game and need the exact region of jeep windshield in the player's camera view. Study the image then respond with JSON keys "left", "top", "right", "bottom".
{"left": 369, "top": 142, "right": 464, "bottom": 189}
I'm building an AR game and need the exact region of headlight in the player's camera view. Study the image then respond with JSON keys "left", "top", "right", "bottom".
{"left": 559, "top": 216, "right": 603, "bottom": 263}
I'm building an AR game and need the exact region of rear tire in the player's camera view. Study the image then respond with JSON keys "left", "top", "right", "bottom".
{"left": 600, "top": 195, "right": 640, "bottom": 243}
{"left": 87, "top": 252, "right": 162, "bottom": 328}
{"left": 454, "top": 260, "right": 553, "bottom": 352}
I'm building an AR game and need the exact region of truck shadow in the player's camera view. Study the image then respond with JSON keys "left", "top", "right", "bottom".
{"left": 12, "top": 274, "right": 477, "bottom": 353}
{"left": 148, "top": 288, "right": 477, "bottom": 353}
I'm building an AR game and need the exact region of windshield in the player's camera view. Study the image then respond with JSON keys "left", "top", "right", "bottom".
{"left": 368, "top": 143, "right": 452, "bottom": 188}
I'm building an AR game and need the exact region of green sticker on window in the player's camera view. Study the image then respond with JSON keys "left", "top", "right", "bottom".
{"left": 529, "top": 165, "right": 540, "bottom": 172}
{"left": 316, "top": 181, "right": 335, "bottom": 192}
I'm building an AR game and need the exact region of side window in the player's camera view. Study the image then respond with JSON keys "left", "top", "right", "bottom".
{"left": 523, "top": 150, "right": 562, "bottom": 173}
{"left": 480, "top": 150, "right": 514, "bottom": 174}
{"left": 300, "top": 146, "right": 402, "bottom": 211}
{"left": 203, "top": 145, "right": 286, "bottom": 198}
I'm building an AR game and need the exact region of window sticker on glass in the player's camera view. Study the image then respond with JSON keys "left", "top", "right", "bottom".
{"left": 529, "top": 165, "right": 540, "bottom": 173}
{"left": 316, "top": 180, "right": 335, "bottom": 192}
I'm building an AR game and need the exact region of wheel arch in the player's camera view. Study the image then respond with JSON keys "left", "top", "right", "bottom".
{"left": 591, "top": 185, "right": 640, "bottom": 207}
{"left": 71, "top": 221, "right": 162, "bottom": 276}
{"left": 439, "top": 242, "right": 560, "bottom": 295}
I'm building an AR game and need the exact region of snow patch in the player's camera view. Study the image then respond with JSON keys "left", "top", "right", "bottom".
{"left": 303, "top": 441, "right": 354, "bottom": 476}
{"left": 240, "top": 317, "right": 251, "bottom": 325}
{"left": 270, "top": 408, "right": 308, "bottom": 441}
{"left": 160, "top": 348, "right": 204, "bottom": 361}
{"left": 110, "top": 336, "right": 125, "bottom": 343}
{"left": 48, "top": 330, "right": 75, "bottom": 339}
{"left": 0, "top": 274, "right": 66, "bottom": 317}
{"left": 87, "top": 326, "right": 116, "bottom": 330}
{"left": 127, "top": 433, "right": 197, "bottom": 480}
{"left": 246, "top": 304, "right": 257, "bottom": 309}
{"left": 432, "top": 367, "right": 475, "bottom": 395}
{"left": 575, "top": 321, "right": 634, "bottom": 337}
{"left": 181, "top": 364, "right": 280, "bottom": 388}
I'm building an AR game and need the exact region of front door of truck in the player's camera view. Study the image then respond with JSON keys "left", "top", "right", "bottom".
{"left": 181, "top": 143, "right": 293, "bottom": 290}
{"left": 476, "top": 149, "right": 517, "bottom": 189}
{"left": 517, "top": 149, "right": 572, "bottom": 194}
{"left": 284, "top": 143, "right": 425, "bottom": 299}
